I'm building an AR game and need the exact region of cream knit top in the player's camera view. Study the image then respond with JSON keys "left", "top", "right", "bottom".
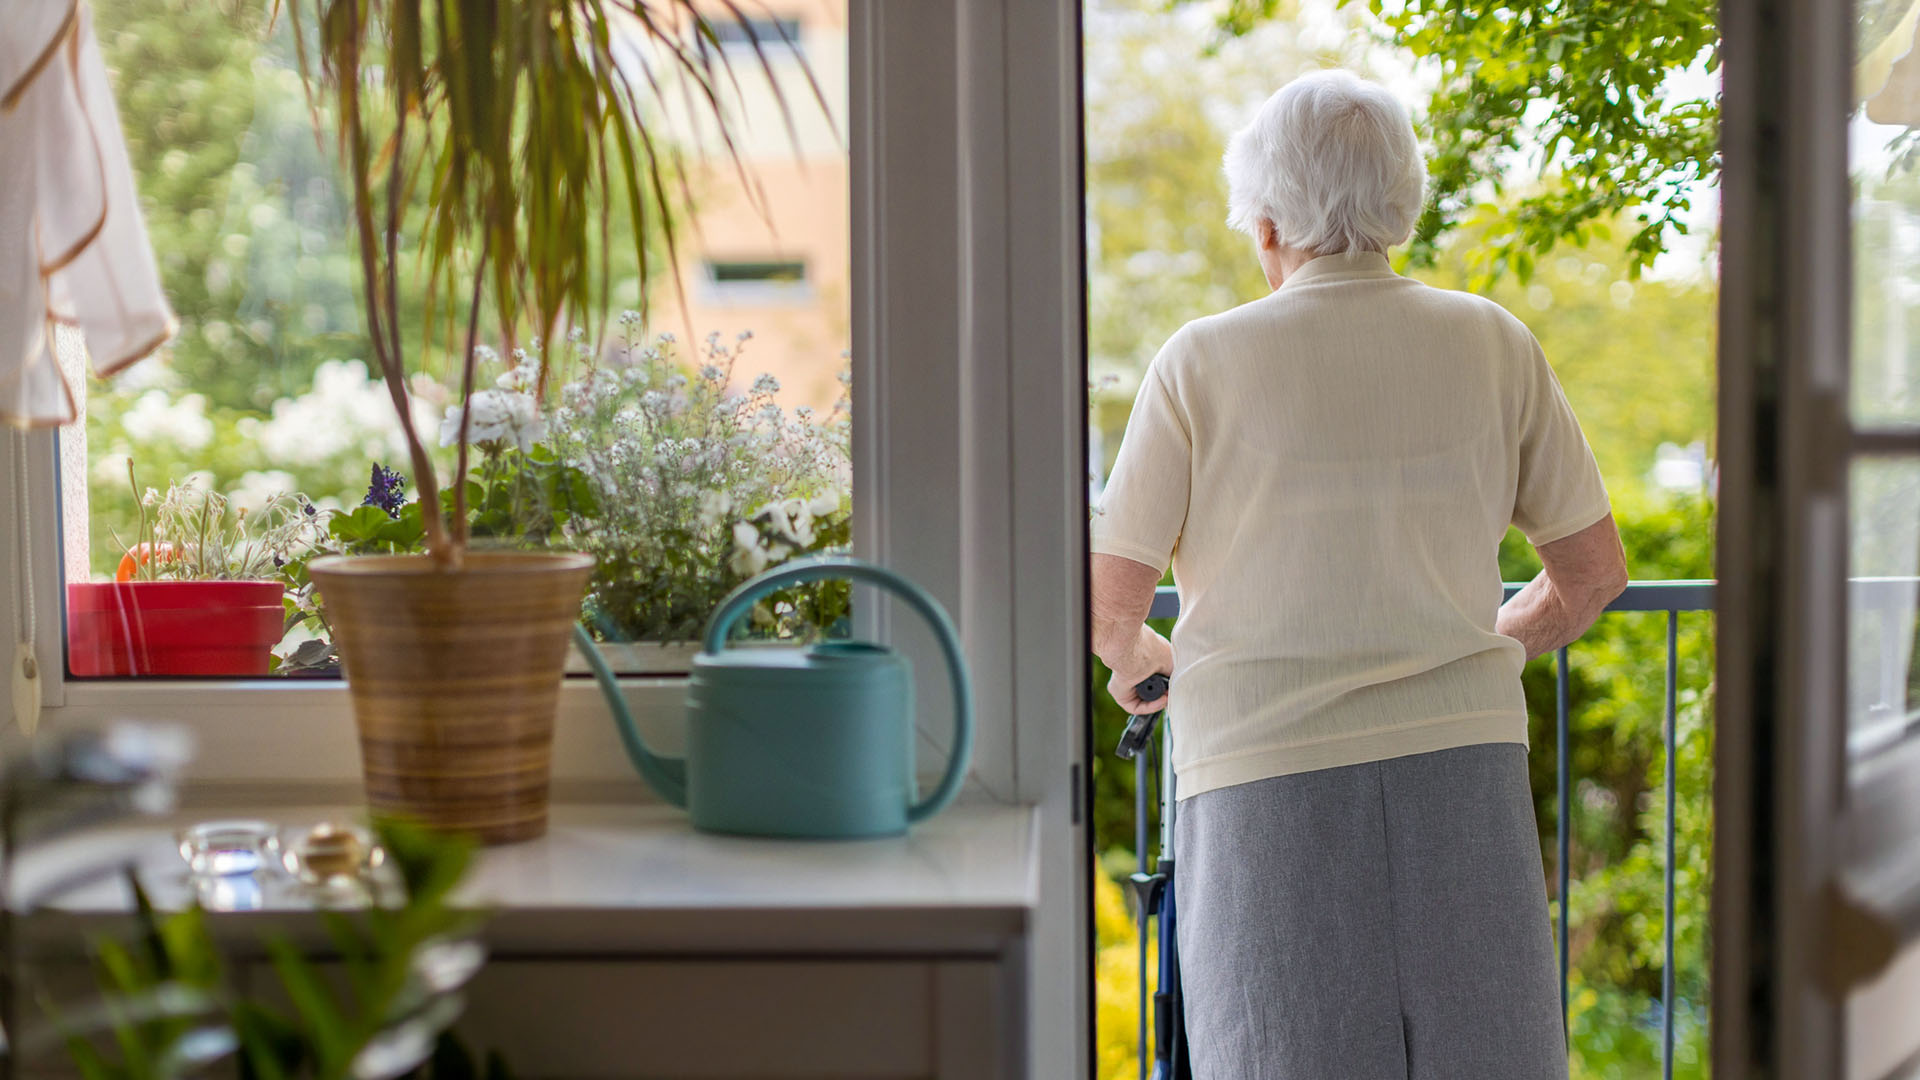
{"left": 1092, "top": 251, "right": 1612, "bottom": 798}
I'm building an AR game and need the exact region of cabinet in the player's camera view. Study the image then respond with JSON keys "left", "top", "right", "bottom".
{"left": 15, "top": 803, "right": 1036, "bottom": 1079}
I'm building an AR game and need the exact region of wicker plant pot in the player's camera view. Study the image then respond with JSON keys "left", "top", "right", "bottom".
{"left": 309, "top": 551, "right": 594, "bottom": 845}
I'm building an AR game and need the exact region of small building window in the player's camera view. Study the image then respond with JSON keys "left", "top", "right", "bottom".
{"left": 708, "top": 17, "right": 804, "bottom": 55}
{"left": 701, "top": 259, "right": 813, "bottom": 305}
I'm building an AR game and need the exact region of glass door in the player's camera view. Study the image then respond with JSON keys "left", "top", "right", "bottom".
{"left": 1719, "top": 0, "right": 1920, "bottom": 1075}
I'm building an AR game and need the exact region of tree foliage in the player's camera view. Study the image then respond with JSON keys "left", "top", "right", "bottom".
{"left": 96, "top": 0, "right": 363, "bottom": 413}
{"left": 1187, "top": 0, "right": 1719, "bottom": 282}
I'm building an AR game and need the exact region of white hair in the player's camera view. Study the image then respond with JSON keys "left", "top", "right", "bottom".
{"left": 1223, "top": 70, "right": 1426, "bottom": 255}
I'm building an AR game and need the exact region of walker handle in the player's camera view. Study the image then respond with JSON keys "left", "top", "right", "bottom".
{"left": 1115, "top": 674, "right": 1171, "bottom": 760}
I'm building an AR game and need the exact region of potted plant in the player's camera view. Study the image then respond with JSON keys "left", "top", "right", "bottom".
{"left": 276, "top": 328, "right": 853, "bottom": 677}
{"left": 519, "top": 324, "right": 854, "bottom": 671}
{"left": 67, "top": 469, "right": 325, "bottom": 677}
{"left": 285, "top": 0, "right": 815, "bottom": 842}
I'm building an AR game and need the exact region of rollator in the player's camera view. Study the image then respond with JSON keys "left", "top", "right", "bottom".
{"left": 1116, "top": 672, "right": 1191, "bottom": 1080}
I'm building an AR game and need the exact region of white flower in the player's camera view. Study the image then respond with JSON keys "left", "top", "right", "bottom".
{"left": 751, "top": 373, "right": 780, "bottom": 396}
{"left": 496, "top": 359, "right": 540, "bottom": 393}
{"left": 756, "top": 498, "right": 816, "bottom": 548}
{"left": 248, "top": 360, "right": 432, "bottom": 465}
{"left": 698, "top": 490, "right": 734, "bottom": 528}
{"left": 700, "top": 365, "right": 724, "bottom": 382}
{"left": 807, "top": 491, "right": 841, "bottom": 518}
{"left": 795, "top": 406, "right": 814, "bottom": 421}
{"left": 439, "top": 388, "right": 546, "bottom": 452}
{"left": 229, "top": 470, "right": 299, "bottom": 515}
{"left": 119, "top": 389, "right": 214, "bottom": 450}
{"left": 756, "top": 500, "right": 790, "bottom": 537}
{"left": 729, "top": 521, "right": 769, "bottom": 577}
{"left": 784, "top": 498, "right": 818, "bottom": 546}
{"left": 91, "top": 451, "right": 132, "bottom": 489}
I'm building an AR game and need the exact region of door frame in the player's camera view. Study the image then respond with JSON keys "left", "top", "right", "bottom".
{"left": 848, "top": 1, "right": 1091, "bottom": 1074}
{"left": 1717, "top": 0, "right": 1920, "bottom": 1075}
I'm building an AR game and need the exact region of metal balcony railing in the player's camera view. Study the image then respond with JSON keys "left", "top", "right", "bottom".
{"left": 1130, "top": 578, "right": 1718, "bottom": 1080}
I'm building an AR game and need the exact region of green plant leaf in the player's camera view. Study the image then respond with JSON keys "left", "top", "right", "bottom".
{"left": 265, "top": 940, "right": 349, "bottom": 1072}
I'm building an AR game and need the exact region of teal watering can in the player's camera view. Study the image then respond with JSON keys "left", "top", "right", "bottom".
{"left": 576, "top": 557, "right": 973, "bottom": 838}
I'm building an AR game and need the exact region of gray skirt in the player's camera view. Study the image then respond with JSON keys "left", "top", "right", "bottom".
{"left": 1174, "top": 741, "right": 1567, "bottom": 1080}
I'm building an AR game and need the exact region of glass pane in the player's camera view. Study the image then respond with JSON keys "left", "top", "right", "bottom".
{"left": 1853, "top": 0, "right": 1920, "bottom": 424}
{"left": 66, "top": 0, "right": 851, "bottom": 678}
{"left": 1849, "top": 457, "right": 1920, "bottom": 757}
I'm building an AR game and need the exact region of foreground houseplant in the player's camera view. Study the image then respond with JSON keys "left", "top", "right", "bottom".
{"left": 69, "top": 471, "right": 323, "bottom": 677}
{"left": 286, "top": 0, "right": 815, "bottom": 842}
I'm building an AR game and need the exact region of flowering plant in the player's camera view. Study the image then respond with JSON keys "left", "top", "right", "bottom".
{"left": 111, "top": 464, "right": 328, "bottom": 583}
{"left": 274, "top": 323, "right": 851, "bottom": 661}
{"left": 545, "top": 317, "right": 852, "bottom": 643}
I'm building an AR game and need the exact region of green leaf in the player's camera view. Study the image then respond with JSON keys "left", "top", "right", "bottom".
{"left": 233, "top": 1001, "right": 306, "bottom": 1080}
{"left": 429, "top": 1031, "right": 478, "bottom": 1080}
{"left": 265, "top": 940, "right": 349, "bottom": 1071}
{"left": 330, "top": 505, "right": 397, "bottom": 547}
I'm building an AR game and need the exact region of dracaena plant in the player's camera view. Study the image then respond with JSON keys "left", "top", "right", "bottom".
{"left": 280, "top": 0, "right": 824, "bottom": 566}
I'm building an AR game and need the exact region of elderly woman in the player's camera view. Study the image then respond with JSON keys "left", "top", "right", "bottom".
{"left": 1091, "top": 69, "right": 1626, "bottom": 1079}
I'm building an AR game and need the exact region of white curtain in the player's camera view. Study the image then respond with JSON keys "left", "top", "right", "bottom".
{"left": 1, "top": 0, "right": 173, "bottom": 428}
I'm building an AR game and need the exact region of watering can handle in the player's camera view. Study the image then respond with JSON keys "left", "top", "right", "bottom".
{"left": 704, "top": 556, "right": 974, "bottom": 824}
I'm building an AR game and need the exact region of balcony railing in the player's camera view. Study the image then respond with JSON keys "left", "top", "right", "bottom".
{"left": 1128, "top": 579, "right": 1718, "bottom": 1080}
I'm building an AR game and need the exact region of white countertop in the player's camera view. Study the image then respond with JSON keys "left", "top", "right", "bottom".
{"left": 12, "top": 801, "right": 1039, "bottom": 957}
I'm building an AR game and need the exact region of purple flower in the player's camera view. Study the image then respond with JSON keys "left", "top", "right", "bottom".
{"left": 363, "top": 463, "right": 407, "bottom": 518}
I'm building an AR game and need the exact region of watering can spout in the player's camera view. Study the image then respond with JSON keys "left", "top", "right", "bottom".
{"left": 573, "top": 623, "right": 689, "bottom": 807}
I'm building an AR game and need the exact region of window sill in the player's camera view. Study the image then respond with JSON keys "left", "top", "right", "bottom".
{"left": 14, "top": 801, "right": 1037, "bottom": 955}
{"left": 48, "top": 677, "right": 694, "bottom": 798}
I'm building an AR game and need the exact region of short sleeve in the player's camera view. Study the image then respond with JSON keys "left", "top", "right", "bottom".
{"left": 1512, "top": 335, "right": 1613, "bottom": 545}
{"left": 1092, "top": 345, "right": 1192, "bottom": 575}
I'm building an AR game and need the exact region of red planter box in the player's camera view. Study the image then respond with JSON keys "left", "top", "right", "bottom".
{"left": 67, "top": 580, "right": 287, "bottom": 677}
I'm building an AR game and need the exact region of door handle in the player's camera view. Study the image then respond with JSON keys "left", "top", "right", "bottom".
{"left": 1826, "top": 850, "right": 1920, "bottom": 991}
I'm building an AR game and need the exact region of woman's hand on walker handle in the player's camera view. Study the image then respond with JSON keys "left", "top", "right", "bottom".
{"left": 1107, "top": 624, "right": 1172, "bottom": 714}
{"left": 1091, "top": 552, "right": 1172, "bottom": 713}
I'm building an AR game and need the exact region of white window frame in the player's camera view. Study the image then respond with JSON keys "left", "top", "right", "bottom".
{"left": 2, "top": 1, "right": 1090, "bottom": 1074}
